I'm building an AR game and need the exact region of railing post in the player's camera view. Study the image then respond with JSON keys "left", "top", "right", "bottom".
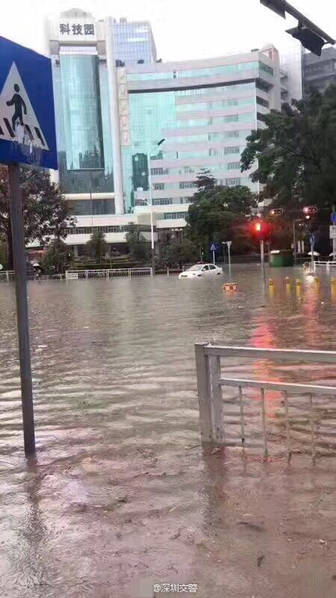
{"left": 209, "top": 354, "right": 224, "bottom": 444}
{"left": 6, "top": 271, "right": 9, "bottom": 282}
{"left": 85, "top": 270, "right": 88, "bottom": 280}
{"left": 167, "top": 267, "right": 170, "bottom": 277}
{"left": 195, "top": 343, "right": 214, "bottom": 443}
{"left": 150, "top": 267, "right": 153, "bottom": 277}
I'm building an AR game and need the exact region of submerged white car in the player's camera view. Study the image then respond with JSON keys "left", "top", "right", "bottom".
{"left": 178, "top": 263, "right": 223, "bottom": 279}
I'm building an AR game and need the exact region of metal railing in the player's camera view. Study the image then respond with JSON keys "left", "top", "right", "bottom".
{"left": 0, "top": 271, "right": 65, "bottom": 282}
{"left": 65, "top": 267, "right": 153, "bottom": 280}
{"left": 195, "top": 343, "right": 336, "bottom": 461}
{"left": 314, "top": 261, "right": 336, "bottom": 273}
{"left": 0, "top": 270, "right": 14, "bottom": 282}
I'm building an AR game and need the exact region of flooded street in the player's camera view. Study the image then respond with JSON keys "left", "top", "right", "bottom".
{"left": 1, "top": 265, "right": 336, "bottom": 597}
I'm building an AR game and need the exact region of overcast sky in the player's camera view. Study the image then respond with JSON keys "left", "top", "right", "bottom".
{"left": 1, "top": 0, "right": 335, "bottom": 60}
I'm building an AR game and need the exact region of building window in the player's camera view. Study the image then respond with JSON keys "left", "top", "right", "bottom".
{"left": 224, "top": 146, "right": 240, "bottom": 154}
{"left": 163, "top": 212, "right": 188, "bottom": 220}
{"left": 65, "top": 225, "right": 127, "bottom": 235}
{"left": 256, "top": 80, "right": 271, "bottom": 92}
{"left": 152, "top": 198, "right": 173, "bottom": 205}
{"left": 225, "top": 114, "right": 239, "bottom": 122}
{"left": 225, "top": 177, "right": 241, "bottom": 186}
{"left": 227, "top": 162, "right": 240, "bottom": 170}
{"left": 259, "top": 62, "right": 274, "bottom": 76}
{"left": 256, "top": 96, "right": 269, "bottom": 107}
{"left": 153, "top": 183, "right": 164, "bottom": 190}
{"left": 179, "top": 181, "right": 196, "bottom": 188}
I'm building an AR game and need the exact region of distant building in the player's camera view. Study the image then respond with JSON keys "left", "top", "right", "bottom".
{"left": 47, "top": 10, "right": 285, "bottom": 254}
{"left": 303, "top": 47, "right": 336, "bottom": 97}
{"left": 122, "top": 45, "right": 282, "bottom": 213}
{"left": 113, "top": 17, "right": 157, "bottom": 65}
{"left": 280, "top": 41, "right": 303, "bottom": 104}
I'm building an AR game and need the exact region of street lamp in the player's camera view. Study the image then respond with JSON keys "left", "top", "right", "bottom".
{"left": 147, "top": 138, "right": 165, "bottom": 274}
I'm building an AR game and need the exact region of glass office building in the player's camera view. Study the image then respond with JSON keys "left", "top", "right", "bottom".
{"left": 122, "top": 47, "right": 281, "bottom": 212}
{"left": 48, "top": 13, "right": 283, "bottom": 250}
{"left": 113, "top": 18, "right": 157, "bottom": 65}
{"left": 49, "top": 10, "right": 157, "bottom": 216}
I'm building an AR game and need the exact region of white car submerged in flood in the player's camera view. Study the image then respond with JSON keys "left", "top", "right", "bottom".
{"left": 178, "top": 263, "right": 223, "bottom": 279}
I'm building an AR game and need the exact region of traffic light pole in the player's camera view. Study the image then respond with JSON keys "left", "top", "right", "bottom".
{"left": 261, "top": 1, "right": 335, "bottom": 44}
{"left": 283, "top": 2, "right": 335, "bottom": 44}
{"left": 260, "top": 239, "right": 265, "bottom": 275}
{"left": 227, "top": 241, "right": 232, "bottom": 279}
{"left": 292, "top": 220, "right": 297, "bottom": 265}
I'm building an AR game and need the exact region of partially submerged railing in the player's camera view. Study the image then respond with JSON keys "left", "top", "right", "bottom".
{"left": 65, "top": 267, "right": 153, "bottom": 280}
{"left": 195, "top": 344, "right": 336, "bottom": 461}
{"left": 0, "top": 270, "right": 14, "bottom": 282}
{"left": 314, "top": 261, "right": 336, "bottom": 273}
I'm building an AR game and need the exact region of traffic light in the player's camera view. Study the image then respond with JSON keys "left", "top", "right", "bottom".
{"left": 303, "top": 205, "right": 318, "bottom": 219}
{"left": 270, "top": 208, "right": 283, "bottom": 216}
{"left": 260, "top": 0, "right": 285, "bottom": 18}
{"left": 250, "top": 219, "right": 271, "bottom": 241}
{"left": 286, "top": 25, "right": 325, "bottom": 56}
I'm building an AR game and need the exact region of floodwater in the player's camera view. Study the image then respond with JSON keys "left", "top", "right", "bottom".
{"left": 1, "top": 266, "right": 336, "bottom": 598}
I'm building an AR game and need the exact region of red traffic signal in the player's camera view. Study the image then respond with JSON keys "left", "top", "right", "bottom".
{"left": 249, "top": 219, "right": 271, "bottom": 240}
{"left": 303, "top": 205, "right": 318, "bottom": 219}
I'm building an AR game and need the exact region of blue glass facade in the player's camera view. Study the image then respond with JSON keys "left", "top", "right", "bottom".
{"left": 122, "top": 75, "right": 264, "bottom": 210}
{"left": 113, "top": 21, "right": 157, "bottom": 65}
{"left": 53, "top": 53, "right": 114, "bottom": 198}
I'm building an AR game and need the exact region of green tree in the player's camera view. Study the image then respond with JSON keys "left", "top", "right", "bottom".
{"left": 86, "top": 230, "right": 108, "bottom": 262}
{"left": 42, "top": 239, "right": 71, "bottom": 274}
{"left": 126, "top": 223, "right": 149, "bottom": 262}
{"left": 195, "top": 169, "right": 216, "bottom": 191}
{"left": 187, "top": 185, "right": 256, "bottom": 253}
{"left": 0, "top": 166, "right": 74, "bottom": 269}
{"left": 241, "top": 86, "right": 336, "bottom": 210}
{"left": 166, "top": 238, "right": 198, "bottom": 267}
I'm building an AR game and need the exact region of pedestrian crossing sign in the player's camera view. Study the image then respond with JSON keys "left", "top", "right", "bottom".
{"left": 0, "top": 37, "right": 57, "bottom": 169}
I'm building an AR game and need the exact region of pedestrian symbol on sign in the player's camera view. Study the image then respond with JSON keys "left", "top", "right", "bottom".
{"left": 0, "top": 63, "right": 49, "bottom": 150}
{"left": 6, "top": 83, "right": 27, "bottom": 130}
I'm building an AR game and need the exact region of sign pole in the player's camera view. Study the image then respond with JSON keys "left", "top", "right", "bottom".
{"left": 333, "top": 205, "right": 336, "bottom": 259}
{"left": 8, "top": 163, "right": 35, "bottom": 456}
{"left": 227, "top": 241, "right": 232, "bottom": 279}
{"left": 212, "top": 250, "right": 215, "bottom": 265}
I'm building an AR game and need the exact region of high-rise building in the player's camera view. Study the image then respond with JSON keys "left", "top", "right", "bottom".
{"left": 48, "top": 9, "right": 157, "bottom": 213}
{"left": 49, "top": 9, "right": 114, "bottom": 219}
{"left": 122, "top": 46, "right": 281, "bottom": 213}
{"left": 48, "top": 11, "right": 284, "bottom": 254}
{"left": 113, "top": 18, "right": 157, "bottom": 65}
{"left": 303, "top": 47, "right": 336, "bottom": 97}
